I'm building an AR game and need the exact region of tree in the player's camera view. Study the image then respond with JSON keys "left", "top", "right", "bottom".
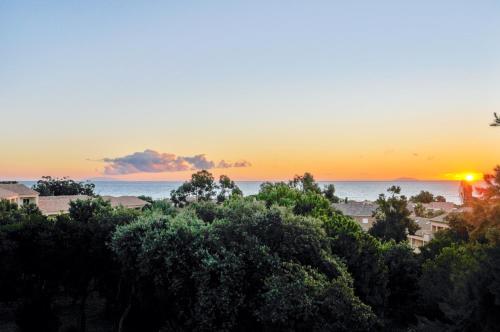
{"left": 32, "top": 176, "right": 95, "bottom": 196}
{"left": 417, "top": 244, "right": 499, "bottom": 330}
{"left": 323, "top": 215, "right": 389, "bottom": 315}
{"left": 477, "top": 165, "right": 500, "bottom": 201}
{"left": 256, "top": 181, "right": 337, "bottom": 220}
{"left": 289, "top": 172, "right": 322, "bottom": 194}
{"left": 369, "top": 186, "right": 419, "bottom": 242}
{"left": 256, "top": 182, "right": 300, "bottom": 208}
{"left": 190, "top": 170, "right": 217, "bottom": 200}
{"left": 381, "top": 242, "right": 421, "bottom": 327}
{"left": 137, "top": 195, "right": 154, "bottom": 204}
{"left": 170, "top": 171, "right": 240, "bottom": 207}
{"left": 217, "top": 175, "right": 243, "bottom": 203}
{"left": 169, "top": 182, "right": 193, "bottom": 207}
{"left": 410, "top": 190, "right": 435, "bottom": 204}
{"left": 414, "top": 203, "right": 426, "bottom": 217}
{"left": 435, "top": 195, "right": 446, "bottom": 202}
{"left": 323, "top": 184, "right": 340, "bottom": 203}
{"left": 111, "top": 198, "right": 378, "bottom": 331}
{"left": 256, "top": 262, "right": 377, "bottom": 331}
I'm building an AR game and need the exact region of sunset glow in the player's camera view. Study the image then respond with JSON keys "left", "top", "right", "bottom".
{"left": 446, "top": 172, "right": 483, "bottom": 182}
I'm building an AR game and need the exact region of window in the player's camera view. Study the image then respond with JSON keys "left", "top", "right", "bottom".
{"left": 23, "top": 199, "right": 30, "bottom": 205}
{"left": 362, "top": 218, "right": 369, "bottom": 224}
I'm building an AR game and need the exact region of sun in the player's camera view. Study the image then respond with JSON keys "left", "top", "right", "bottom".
{"left": 465, "top": 174, "right": 475, "bottom": 182}
{"left": 447, "top": 172, "right": 482, "bottom": 182}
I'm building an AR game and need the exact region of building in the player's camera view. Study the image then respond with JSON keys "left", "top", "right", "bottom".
{"left": 102, "top": 196, "right": 149, "bottom": 210}
{"left": 0, "top": 183, "right": 39, "bottom": 206}
{"left": 38, "top": 195, "right": 90, "bottom": 216}
{"left": 333, "top": 201, "right": 378, "bottom": 231}
{"left": 408, "top": 201, "right": 458, "bottom": 214}
{"left": 407, "top": 217, "right": 450, "bottom": 252}
{"left": 333, "top": 199, "right": 459, "bottom": 252}
{"left": 0, "top": 183, "right": 149, "bottom": 216}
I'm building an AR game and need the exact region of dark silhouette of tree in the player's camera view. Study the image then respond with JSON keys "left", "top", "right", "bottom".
{"left": 491, "top": 112, "right": 500, "bottom": 126}
{"left": 32, "top": 176, "right": 95, "bottom": 196}
{"left": 323, "top": 184, "right": 340, "bottom": 203}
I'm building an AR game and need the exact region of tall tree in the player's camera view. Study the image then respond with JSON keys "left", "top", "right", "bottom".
{"left": 369, "top": 186, "right": 419, "bottom": 242}
{"left": 323, "top": 184, "right": 340, "bottom": 203}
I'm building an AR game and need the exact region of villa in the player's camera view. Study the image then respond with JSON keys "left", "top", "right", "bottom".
{"left": 0, "top": 183, "right": 39, "bottom": 206}
{"left": 0, "top": 183, "right": 149, "bottom": 216}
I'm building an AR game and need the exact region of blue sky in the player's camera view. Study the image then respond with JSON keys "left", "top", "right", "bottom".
{"left": 1, "top": 1, "right": 499, "bottom": 180}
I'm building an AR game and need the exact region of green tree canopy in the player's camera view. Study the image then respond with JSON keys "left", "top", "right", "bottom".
{"left": 170, "top": 170, "right": 241, "bottom": 207}
{"left": 369, "top": 186, "right": 419, "bottom": 242}
{"left": 410, "top": 190, "right": 435, "bottom": 203}
{"left": 110, "top": 198, "right": 378, "bottom": 331}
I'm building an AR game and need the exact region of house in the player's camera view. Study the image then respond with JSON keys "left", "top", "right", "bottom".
{"left": 0, "top": 183, "right": 39, "bottom": 206}
{"left": 407, "top": 217, "right": 450, "bottom": 252}
{"left": 333, "top": 199, "right": 456, "bottom": 252}
{"left": 37, "top": 195, "right": 149, "bottom": 216}
{"left": 102, "top": 196, "right": 149, "bottom": 210}
{"left": 333, "top": 201, "right": 378, "bottom": 231}
{"left": 408, "top": 201, "right": 458, "bottom": 214}
{"left": 0, "top": 183, "right": 149, "bottom": 216}
{"left": 38, "top": 195, "right": 90, "bottom": 216}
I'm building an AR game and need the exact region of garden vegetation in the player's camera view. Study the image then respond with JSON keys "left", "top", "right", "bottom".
{"left": 1, "top": 168, "right": 500, "bottom": 331}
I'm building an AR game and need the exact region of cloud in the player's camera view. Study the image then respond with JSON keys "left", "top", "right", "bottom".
{"left": 182, "top": 154, "right": 215, "bottom": 170}
{"left": 233, "top": 160, "right": 252, "bottom": 167}
{"left": 102, "top": 149, "right": 251, "bottom": 175}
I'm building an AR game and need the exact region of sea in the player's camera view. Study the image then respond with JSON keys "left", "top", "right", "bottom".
{"left": 20, "top": 180, "right": 470, "bottom": 204}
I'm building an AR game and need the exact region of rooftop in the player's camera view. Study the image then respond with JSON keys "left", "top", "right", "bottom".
{"left": 409, "top": 201, "right": 458, "bottom": 213}
{"left": 0, "top": 183, "right": 39, "bottom": 197}
{"left": 332, "top": 201, "right": 378, "bottom": 217}
{"left": 102, "top": 196, "right": 149, "bottom": 209}
{"left": 38, "top": 195, "right": 90, "bottom": 215}
{"left": 0, "top": 188, "right": 18, "bottom": 199}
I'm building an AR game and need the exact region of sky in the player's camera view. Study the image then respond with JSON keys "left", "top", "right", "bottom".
{"left": 1, "top": 1, "right": 499, "bottom": 181}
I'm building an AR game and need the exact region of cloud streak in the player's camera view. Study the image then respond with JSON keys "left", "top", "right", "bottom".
{"left": 102, "top": 149, "right": 251, "bottom": 175}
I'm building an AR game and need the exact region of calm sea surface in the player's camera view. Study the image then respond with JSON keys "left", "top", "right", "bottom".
{"left": 21, "top": 180, "right": 467, "bottom": 204}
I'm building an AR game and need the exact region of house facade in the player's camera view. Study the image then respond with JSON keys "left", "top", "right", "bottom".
{"left": 408, "top": 217, "right": 450, "bottom": 252}
{"left": 0, "top": 183, "right": 149, "bottom": 216}
{"left": 0, "top": 183, "right": 39, "bottom": 206}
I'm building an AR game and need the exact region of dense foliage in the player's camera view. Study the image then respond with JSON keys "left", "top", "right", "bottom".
{"left": 410, "top": 190, "right": 446, "bottom": 203}
{"left": 1, "top": 167, "right": 500, "bottom": 331}
{"left": 369, "top": 186, "right": 419, "bottom": 242}
{"left": 170, "top": 170, "right": 242, "bottom": 207}
{"left": 32, "top": 176, "right": 95, "bottom": 196}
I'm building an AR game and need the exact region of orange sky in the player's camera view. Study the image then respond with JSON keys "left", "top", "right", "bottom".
{"left": 1, "top": 115, "right": 498, "bottom": 181}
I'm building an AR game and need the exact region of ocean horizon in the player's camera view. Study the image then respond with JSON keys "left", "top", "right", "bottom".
{"left": 20, "top": 180, "right": 470, "bottom": 204}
